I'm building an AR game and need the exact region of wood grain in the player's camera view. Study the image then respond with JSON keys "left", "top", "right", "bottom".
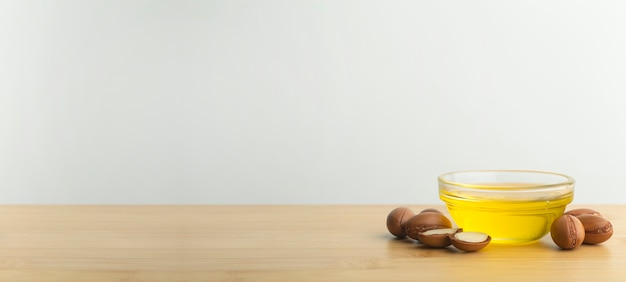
{"left": 0, "top": 205, "right": 623, "bottom": 281}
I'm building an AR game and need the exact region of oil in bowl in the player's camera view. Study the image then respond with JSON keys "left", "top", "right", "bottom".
{"left": 438, "top": 170, "right": 575, "bottom": 244}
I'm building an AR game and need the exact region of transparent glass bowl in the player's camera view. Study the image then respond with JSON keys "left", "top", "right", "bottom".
{"left": 438, "top": 170, "right": 575, "bottom": 244}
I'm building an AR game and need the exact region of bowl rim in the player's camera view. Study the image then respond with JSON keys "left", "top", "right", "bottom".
{"left": 438, "top": 169, "right": 575, "bottom": 190}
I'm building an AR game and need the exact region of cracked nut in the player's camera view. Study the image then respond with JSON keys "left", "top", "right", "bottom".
{"left": 450, "top": 232, "right": 491, "bottom": 252}
{"left": 418, "top": 228, "right": 461, "bottom": 248}
{"left": 404, "top": 212, "right": 452, "bottom": 240}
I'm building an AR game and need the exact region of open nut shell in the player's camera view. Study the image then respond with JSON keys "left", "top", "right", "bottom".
{"left": 450, "top": 232, "right": 491, "bottom": 252}
{"left": 404, "top": 212, "right": 453, "bottom": 240}
{"left": 417, "top": 228, "right": 462, "bottom": 248}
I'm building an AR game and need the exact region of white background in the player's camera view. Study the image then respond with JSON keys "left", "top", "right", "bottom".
{"left": 2, "top": 0, "right": 626, "bottom": 204}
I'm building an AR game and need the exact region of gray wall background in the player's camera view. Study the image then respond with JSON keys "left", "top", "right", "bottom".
{"left": 2, "top": 0, "right": 626, "bottom": 204}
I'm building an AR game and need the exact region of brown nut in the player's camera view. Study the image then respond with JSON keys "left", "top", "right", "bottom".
{"left": 404, "top": 212, "right": 452, "bottom": 240}
{"left": 577, "top": 214, "right": 613, "bottom": 244}
{"left": 450, "top": 232, "right": 491, "bottom": 252}
{"left": 386, "top": 207, "right": 415, "bottom": 238}
{"left": 550, "top": 214, "right": 585, "bottom": 250}
{"left": 419, "top": 208, "right": 443, "bottom": 214}
{"left": 564, "top": 208, "right": 603, "bottom": 218}
{"left": 417, "top": 228, "right": 461, "bottom": 248}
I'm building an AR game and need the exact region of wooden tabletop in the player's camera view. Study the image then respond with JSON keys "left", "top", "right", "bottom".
{"left": 0, "top": 205, "right": 624, "bottom": 281}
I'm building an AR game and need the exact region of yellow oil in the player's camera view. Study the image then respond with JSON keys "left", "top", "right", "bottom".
{"left": 440, "top": 184, "right": 573, "bottom": 244}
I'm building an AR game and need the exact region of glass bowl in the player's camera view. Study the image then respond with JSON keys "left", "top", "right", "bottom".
{"left": 438, "top": 170, "right": 575, "bottom": 244}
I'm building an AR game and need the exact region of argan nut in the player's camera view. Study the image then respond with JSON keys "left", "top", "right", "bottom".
{"left": 450, "top": 232, "right": 491, "bottom": 252}
{"left": 386, "top": 207, "right": 416, "bottom": 238}
{"left": 404, "top": 212, "right": 452, "bottom": 240}
{"left": 550, "top": 214, "right": 585, "bottom": 250}
{"left": 420, "top": 208, "right": 443, "bottom": 214}
{"left": 417, "top": 228, "right": 461, "bottom": 248}
{"left": 564, "top": 208, "right": 603, "bottom": 218}
{"left": 577, "top": 214, "right": 613, "bottom": 244}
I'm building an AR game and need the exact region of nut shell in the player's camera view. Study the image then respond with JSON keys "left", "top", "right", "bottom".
{"left": 404, "top": 212, "right": 452, "bottom": 240}
{"left": 564, "top": 208, "right": 603, "bottom": 218}
{"left": 450, "top": 232, "right": 491, "bottom": 252}
{"left": 417, "top": 228, "right": 461, "bottom": 248}
{"left": 577, "top": 214, "right": 613, "bottom": 245}
{"left": 386, "top": 207, "right": 415, "bottom": 238}
{"left": 550, "top": 215, "right": 585, "bottom": 250}
{"left": 419, "top": 208, "right": 443, "bottom": 214}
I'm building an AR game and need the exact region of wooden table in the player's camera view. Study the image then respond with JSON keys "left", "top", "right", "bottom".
{"left": 0, "top": 205, "right": 623, "bottom": 281}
